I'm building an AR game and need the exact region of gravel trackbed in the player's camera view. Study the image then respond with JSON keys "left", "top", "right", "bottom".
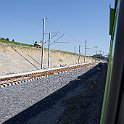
{"left": 0, "top": 65, "right": 95, "bottom": 124}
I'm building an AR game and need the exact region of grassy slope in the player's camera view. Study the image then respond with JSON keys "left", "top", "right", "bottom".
{"left": 0, "top": 39, "right": 93, "bottom": 58}
{"left": 0, "top": 39, "right": 77, "bottom": 55}
{"left": 0, "top": 39, "right": 32, "bottom": 47}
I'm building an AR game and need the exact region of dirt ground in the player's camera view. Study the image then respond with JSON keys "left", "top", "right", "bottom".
{"left": 0, "top": 43, "right": 94, "bottom": 76}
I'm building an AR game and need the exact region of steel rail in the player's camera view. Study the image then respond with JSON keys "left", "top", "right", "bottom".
{"left": 0, "top": 63, "right": 96, "bottom": 85}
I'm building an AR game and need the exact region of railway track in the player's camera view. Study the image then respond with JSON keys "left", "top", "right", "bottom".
{"left": 0, "top": 62, "right": 99, "bottom": 124}
{"left": 0, "top": 63, "right": 95, "bottom": 86}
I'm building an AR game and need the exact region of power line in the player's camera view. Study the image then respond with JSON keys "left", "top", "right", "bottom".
{"left": 47, "top": 33, "right": 68, "bottom": 68}
{"left": 49, "top": 34, "right": 64, "bottom": 45}
{"left": 43, "top": 32, "right": 59, "bottom": 44}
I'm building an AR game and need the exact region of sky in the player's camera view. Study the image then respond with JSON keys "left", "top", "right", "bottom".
{"left": 0, "top": 0, "right": 114, "bottom": 56}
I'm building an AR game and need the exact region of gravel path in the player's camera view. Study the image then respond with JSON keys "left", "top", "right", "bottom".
{"left": 0, "top": 66, "right": 93, "bottom": 124}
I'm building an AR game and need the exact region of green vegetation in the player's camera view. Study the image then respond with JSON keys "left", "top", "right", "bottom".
{"left": 0, "top": 38, "right": 32, "bottom": 47}
{"left": 51, "top": 49, "right": 85, "bottom": 56}
{"left": 61, "top": 51, "right": 80, "bottom": 56}
{"left": 0, "top": 38, "right": 93, "bottom": 59}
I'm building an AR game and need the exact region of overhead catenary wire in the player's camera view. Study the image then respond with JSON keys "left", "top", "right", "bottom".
{"left": 43, "top": 32, "right": 59, "bottom": 44}
{"left": 47, "top": 33, "right": 69, "bottom": 68}
{"left": 49, "top": 33, "right": 64, "bottom": 46}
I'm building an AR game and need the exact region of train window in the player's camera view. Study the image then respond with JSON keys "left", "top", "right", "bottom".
{"left": 0, "top": 0, "right": 118, "bottom": 124}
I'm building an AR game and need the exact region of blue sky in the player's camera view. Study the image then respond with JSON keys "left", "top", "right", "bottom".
{"left": 0, "top": 0, "right": 114, "bottom": 56}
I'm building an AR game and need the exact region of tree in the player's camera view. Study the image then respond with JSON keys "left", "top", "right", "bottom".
{"left": 0, "top": 38, "right": 5, "bottom": 40}
{"left": 6, "top": 38, "right": 9, "bottom": 41}
{"left": 12, "top": 39, "right": 15, "bottom": 42}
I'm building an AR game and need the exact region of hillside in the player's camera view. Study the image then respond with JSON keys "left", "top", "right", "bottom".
{"left": 0, "top": 39, "right": 93, "bottom": 76}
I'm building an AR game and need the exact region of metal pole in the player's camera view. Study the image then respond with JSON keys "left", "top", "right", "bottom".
{"left": 99, "top": 50, "right": 102, "bottom": 59}
{"left": 84, "top": 40, "right": 87, "bottom": 63}
{"left": 78, "top": 45, "right": 81, "bottom": 64}
{"left": 41, "top": 18, "right": 46, "bottom": 69}
{"left": 48, "top": 33, "right": 51, "bottom": 68}
{"left": 95, "top": 50, "right": 97, "bottom": 62}
{"left": 93, "top": 46, "right": 97, "bottom": 63}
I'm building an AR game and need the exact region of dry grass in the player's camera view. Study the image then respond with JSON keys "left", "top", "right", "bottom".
{"left": 0, "top": 43, "right": 94, "bottom": 76}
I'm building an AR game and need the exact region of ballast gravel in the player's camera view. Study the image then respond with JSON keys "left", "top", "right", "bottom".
{"left": 0, "top": 66, "right": 93, "bottom": 124}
